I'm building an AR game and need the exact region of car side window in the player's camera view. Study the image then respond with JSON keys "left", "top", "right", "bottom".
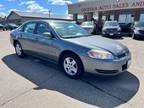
{"left": 36, "top": 23, "right": 50, "bottom": 35}
{"left": 23, "top": 23, "right": 36, "bottom": 33}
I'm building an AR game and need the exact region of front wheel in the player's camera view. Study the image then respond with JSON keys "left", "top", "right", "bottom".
{"left": 14, "top": 42, "right": 25, "bottom": 58}
{"left": 60, "top": 53, "right": 84, "bottom": 79}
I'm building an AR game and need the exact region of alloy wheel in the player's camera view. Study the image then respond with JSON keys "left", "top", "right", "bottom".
{"left": 63, "top": 57, "right": 78, "bottom": 76}
{"left": 15, "top": 43, "right": 22, "bottom": 56}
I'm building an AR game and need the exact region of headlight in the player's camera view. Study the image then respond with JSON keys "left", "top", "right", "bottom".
{"left": 88, "top": 49, "right": 114, "bottom": 59}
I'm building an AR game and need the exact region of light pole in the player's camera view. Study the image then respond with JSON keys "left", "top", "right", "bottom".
{"left": 49, "top": 10, "right": 51, "bottom": 18}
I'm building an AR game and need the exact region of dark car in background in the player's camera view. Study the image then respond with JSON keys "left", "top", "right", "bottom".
{"left": 102, "top": 21, "right": 121, "bottom": 38}
{"left": 131, "top": 21, "right": 144, "bottom": 39}
{"left": 0, "top": 24, "right": 4, "bottom": 31}
{"left": 119, "top": 23, "right": 132, "bottom": 36}
{"left": 4, "top": 23, "right": 18, "bottom": 30}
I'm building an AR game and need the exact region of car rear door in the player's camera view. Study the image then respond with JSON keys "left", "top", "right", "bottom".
{"left": 19, "top": 22, "right": 38, "bottom": 54}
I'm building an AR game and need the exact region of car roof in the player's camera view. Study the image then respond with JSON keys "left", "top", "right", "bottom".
{"left": 0, "top": 24, "right": 3, "bottom": 26}
{"left": 134, "top": 21, "right": 144, "bottom": 23}
{"left": 22, "top": 20, "right": 73, "bottom": 26}
{"left": 105, "top": 21, "right": 118, "bottom": 23}
{"left": 82, "top": 21, "right": 92, "bottom": 23}
{"left": 46, "top": 20, "right": 72, "bottom": 23}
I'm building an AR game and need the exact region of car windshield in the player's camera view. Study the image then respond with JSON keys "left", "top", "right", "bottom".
{"left": 105, "top": 21, "right": 118, "bottom": 26}
{"left": 0, "top": 24, "right": 3, "bottom": 26}
{"left": 81, "top": 22, "right": 93, "bottom": 26}
{"left": 135, "top": 22, "right": 144, "bottom": 27}
{"left": 50, "top": 22, "right": 91, "bottom": 39}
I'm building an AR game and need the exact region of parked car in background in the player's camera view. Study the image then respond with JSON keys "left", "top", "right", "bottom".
{"left": 81, "top": 20, "right": 104, "bottom": 35}
{"left": 102, "top": 21, "right": 121, "bottom": 37}
{"left": 81, "top": 21, "right": 97, "bottom": 34}
{"left": 4, "top": 23, "right": 18, "bottom": 30}
{"left": 10, "top": 20, "right": 131, "bottom": 79}
{"left": 131, "top": 21, "right": 144, "bottom": 39}
{"left": 0, "top": 24, "right": 4, "bottom": 31}
{"left": 119, "top": 23, "right": 132, "bottom": 36}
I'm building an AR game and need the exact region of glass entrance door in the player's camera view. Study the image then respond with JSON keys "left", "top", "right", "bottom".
{"left": 119, "top": 14, "right": 132, "bottom": 23}
{"left": 140, "top": 14, "right": 144, "bottom": 22}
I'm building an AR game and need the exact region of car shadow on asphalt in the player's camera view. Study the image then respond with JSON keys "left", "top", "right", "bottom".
{"left": 2, "top": 54, "right": 140, "bottom": 108}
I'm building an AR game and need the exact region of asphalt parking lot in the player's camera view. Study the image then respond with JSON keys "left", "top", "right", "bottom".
{"left": 0, "top": 31, "right": 144, "bottom": 108}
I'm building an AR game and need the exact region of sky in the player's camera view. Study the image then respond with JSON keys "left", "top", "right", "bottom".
{"left": 0, "top": 0, "right": 88, "bottom": 17}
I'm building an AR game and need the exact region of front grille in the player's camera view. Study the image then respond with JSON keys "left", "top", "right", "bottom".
{"left": 96, "top": 69, "right": 118, "bottom": 74}
{"left": 107, "top": 28, "right": 118, "bottom": 32}
{"left": 139, "top": 30, "right": 144, "bottom": 34}
{"left": 117, "top": 53, "right": 126, "bottom": 58}
{"left": 117, "top": 50, "right": 129, "bottom": 58}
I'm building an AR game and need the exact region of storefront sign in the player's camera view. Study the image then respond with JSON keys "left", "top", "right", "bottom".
{"left": 68, "top": 0, "right": 144, "bottom": 14}
{"left": 80, "top": 1, "right": 144, "bottom": 13}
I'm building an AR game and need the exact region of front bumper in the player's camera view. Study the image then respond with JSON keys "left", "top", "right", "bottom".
{"left": 103, "top": 31, "right": 121, "bottom": 37}
{"left": 83, "top": 27, "right": 93, "bottom": 33}
{"left": 82, "top": 55, "right": 131, "bottom": 75}
{"left": 134, "top": 33, "right": 144, "bottom": 38}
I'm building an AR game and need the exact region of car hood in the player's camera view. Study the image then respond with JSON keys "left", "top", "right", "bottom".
{"left": 81, "top": 25, "right": 94, "bottom": 28}
{"left": 66, "top": 36, "right": 128, "bottom": 55}
{"left": 135, "top": 27, "right": 144, "bottom": 30}
{"left": 103, "top": 26, "right": 119, "bottom": 29}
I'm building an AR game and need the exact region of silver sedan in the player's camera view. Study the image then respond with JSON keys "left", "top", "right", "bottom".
{"left": 10, "top": 20, "right": 131, "bottom": 79}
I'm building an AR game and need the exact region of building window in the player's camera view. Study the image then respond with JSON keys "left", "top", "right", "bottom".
{"left": 119, "top": 14, "right": 132, "bottom": 23}
{"left": 78, "top": 15, "right": 83, "bottom": 20}
{"left": 110, "top": 15, "right": 114, "bottom": 21}
{"left": 102, "top": 16, "right": 106, "bottom": 21}
{"left": 140, "top": 14, "right": 144, "bottom": 22}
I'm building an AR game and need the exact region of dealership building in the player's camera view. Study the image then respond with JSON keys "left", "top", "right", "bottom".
{"left": 68, "top": 0, "right": 144, "bottom": 23}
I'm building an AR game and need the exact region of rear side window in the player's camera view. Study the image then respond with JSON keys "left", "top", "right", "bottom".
{"left": 24, "top": 23, "right": 36, "bottom": 33}
{"left": 36, "top": 23, "right": 50, "bottom": 35}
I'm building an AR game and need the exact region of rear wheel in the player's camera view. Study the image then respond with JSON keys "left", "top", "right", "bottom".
{"left": 60, "top": 53, "right": 84, "bottom": 79}
{"left": 14, "top": 42, "right": 25, "bottom": 58}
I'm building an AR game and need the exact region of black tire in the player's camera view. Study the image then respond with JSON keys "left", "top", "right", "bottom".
{"left": 60, "top": 53, "right": 84, "bottom": 79}
{"left": 102, "top": 33, "right": 105, "bottom": 37}
{"left": 14, "top": 42, "right": 25, "bottom": 58}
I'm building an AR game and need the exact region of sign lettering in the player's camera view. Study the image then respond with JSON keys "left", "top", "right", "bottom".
{"left": 80, "top": 1, "right": 144, "bottom": 13}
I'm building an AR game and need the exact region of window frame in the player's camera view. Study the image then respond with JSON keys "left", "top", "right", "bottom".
{"left": 22, "top": 22, "right": 37, "bottom": 34}
{"left": 35, "top": 22, "right": 50, "bottom": 36}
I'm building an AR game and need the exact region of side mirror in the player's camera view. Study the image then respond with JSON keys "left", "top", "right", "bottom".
{"left": 43, "top": 32, "right": 52, "bottom": 39}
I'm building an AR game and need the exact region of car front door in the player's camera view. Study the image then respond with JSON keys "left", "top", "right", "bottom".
{"left": 34, "top": 22, "right": 58, "bottom": 61}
